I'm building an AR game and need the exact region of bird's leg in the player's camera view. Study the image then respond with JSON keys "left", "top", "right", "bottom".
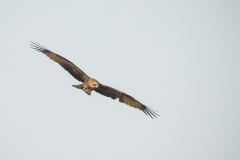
{"left": 82, "top": 86, "right": 92, "bottom": 95}
{"left": 83, "top": 86, "right": 88, "bottom": 91}
{"left": 72, "top": 84, "right": 91, "bottom": 95}
{"left": 85, "top": 89, "right": 92, "bottom": 95}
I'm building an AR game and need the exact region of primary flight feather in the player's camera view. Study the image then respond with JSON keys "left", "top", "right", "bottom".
{"left": 30, "top": 42, "right": 159, "bottom": 118}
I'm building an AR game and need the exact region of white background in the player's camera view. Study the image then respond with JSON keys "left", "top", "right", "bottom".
{"left": 0, "top": 0, "right": 239, "bottom": 159}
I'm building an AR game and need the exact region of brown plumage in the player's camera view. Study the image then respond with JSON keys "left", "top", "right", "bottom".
{"left": 30, "top": 42, "right": 159, "bottom": 118}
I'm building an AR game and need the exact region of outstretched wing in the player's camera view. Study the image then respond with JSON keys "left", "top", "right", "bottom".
{"left": 95, "top": 84, "right": 159, "bottom": 118}
{"left": 30, "top": 42, "right": 89, "bottom": 82}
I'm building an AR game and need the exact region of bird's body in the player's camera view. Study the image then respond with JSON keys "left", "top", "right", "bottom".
{"left": 72, "top": 78, "right": 99, "bottom": 95}
{"left": 30, "top": 42, "right": 159, "bottom": 118}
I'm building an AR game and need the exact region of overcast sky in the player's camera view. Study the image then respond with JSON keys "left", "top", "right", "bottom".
{"left": 0, "top": 0, "right": 240, "bottom": 160}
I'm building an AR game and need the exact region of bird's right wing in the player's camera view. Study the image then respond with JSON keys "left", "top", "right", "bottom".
{"left": 95, "top": 84, "right": 159, "bottom": 118}
{"left": 30, "top": 42, "right": 89, "bottom": 82}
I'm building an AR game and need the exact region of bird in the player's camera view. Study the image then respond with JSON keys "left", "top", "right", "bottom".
{"left": 30, "top": 42, "right": 159, "bottom": 118}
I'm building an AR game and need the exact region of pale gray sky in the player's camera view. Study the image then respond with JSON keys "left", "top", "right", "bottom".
{"left": 0, "top": 0, "right": 240, "bottom": 160}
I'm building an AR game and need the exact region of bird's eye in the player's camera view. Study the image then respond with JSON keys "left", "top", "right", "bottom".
{"left": 93, "top": 84, "right": 98, "bottom": 87}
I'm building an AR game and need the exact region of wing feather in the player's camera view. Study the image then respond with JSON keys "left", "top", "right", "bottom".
{"left": 30, "top": 42, "right": 89, "bottom": 82}
{"left": 95, "top": 84, "right": 159, "bottom": 118}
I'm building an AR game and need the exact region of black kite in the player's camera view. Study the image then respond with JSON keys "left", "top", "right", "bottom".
{"left": 30, "top": 42, "right": 159, "bottom": 118}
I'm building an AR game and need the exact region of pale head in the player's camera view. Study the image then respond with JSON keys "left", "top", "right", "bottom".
{"left": 88, "top": 78, "right": 99, "bottom": 89}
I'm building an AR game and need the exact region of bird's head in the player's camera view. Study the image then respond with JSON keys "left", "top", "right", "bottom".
{"left": 89, "top": 78, "right": 99, "bottom": 89}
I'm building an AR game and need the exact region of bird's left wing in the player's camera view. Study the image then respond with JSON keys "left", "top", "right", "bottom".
{"left": 30, "top": 42, "right": 89, "bottom": 82}
{"left": 95, "top": 84, "right": 159, "bottom": 118}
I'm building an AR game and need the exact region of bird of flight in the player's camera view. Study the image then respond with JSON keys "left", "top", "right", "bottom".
{"left": 30, "top": 42, "right": 159, "bottom": 118}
